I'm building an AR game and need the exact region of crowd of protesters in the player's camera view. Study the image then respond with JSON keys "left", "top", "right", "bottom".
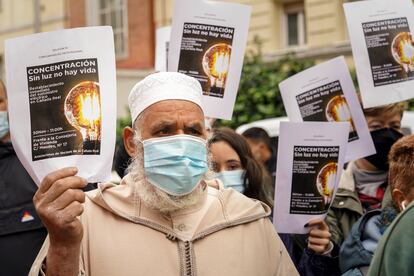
{"left": 1, "top": 67, "right": 414, "bottom": 276}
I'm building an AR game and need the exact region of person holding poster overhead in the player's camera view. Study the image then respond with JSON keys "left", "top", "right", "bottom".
{"left": 326, "top": 102, "right": 405, "bottom": 245}
{"left": 208, "top": 127, "right": 341, "bottom": 276}
{"left": 274, "top": 121, "right": 349, "bottom": 275}
{"left": 29, "top": 72, "right": 298, "bottom": 276}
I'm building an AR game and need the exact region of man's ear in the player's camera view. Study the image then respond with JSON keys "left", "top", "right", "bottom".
{"left": 392, "top": 188, "right": 405, "bottom": 211}
{"left": 123, "top": 126, "right": 137, "bottom": 157}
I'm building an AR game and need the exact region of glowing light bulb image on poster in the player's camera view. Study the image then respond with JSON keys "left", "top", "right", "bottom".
{"left": 64, "top": 81, "right": 101, "bottom": 150}
{"left": 202, "top": 43, "right": 232, "bottom": 96}
{"left": 392, "top": 32, "right": 414, "bottom": 74}
{"left": 316, "top": 162, "right": 337, "bottom": 206}
{"left": 24, "top": 58, "right": 102, "bottom": 161}
{"left": 325, "top": 95, "right": 356, "bottom": 134}
{"left": 176, "top": 23, "right": 235, "bottom": 99}
{"left": 357, "top": 15, "right": 414, "bottom": 89}
{"left": 289, "top": 145, "right": 341, "bottom": 216}
{"left": 294, "top": 80, "right": 359, "bottom": 142}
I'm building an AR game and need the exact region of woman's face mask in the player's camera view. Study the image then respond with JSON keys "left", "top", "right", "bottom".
{"left": 364, "top": 128, "right": 403, "bottom": 170}
{"left": 141, "top": 134, "right": 208, "bottom": 196}
{"left": 209, "top": 170, "right": 246, "bottom": 193}
{"left": 0, "top": 111, "right": 9, "bottom": 139}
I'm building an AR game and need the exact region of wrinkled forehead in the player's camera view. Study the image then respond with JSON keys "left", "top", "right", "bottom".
{"left": 134, "top": 99, "right": 205, "bottom": 129}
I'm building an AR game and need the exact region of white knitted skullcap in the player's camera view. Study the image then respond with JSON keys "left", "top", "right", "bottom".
{"left": 128, "top": 72, "right": 204, "bottom": 123}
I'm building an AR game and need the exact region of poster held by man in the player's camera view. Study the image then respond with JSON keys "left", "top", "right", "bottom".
{"left": 168, "top": 0, "right": 251, "bottom": 119}
{"left": 5, "top": 26, "right": 117, "bottom": 185}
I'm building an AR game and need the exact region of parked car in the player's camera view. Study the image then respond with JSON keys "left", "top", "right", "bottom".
{"left": 235, "top": 117, "right": 289, "bottom": 138}
{"left": 235, "top": 117, "right": 288, "bottom": 151}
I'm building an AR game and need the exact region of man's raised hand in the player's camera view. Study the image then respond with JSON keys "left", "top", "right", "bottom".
{"left": 34, "top": 167, "right": 87, "bottom": 247}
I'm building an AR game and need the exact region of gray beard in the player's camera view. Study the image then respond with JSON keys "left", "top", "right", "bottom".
{"left": 127, "top": 143, "right": 207, "bottom": 214}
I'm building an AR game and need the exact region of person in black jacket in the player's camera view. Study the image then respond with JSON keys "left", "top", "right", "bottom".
{"left": 0, "top": 79, "right": 48, "bottom": 276}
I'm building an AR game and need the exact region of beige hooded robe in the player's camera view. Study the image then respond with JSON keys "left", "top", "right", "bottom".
{"left": 30, "top": 176, "right": 298, "bottom": 276}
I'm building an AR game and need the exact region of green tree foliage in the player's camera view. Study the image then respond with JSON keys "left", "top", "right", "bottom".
{"left": 116, "top": 115, "right": 131, "bottom": 145}
{"left": 409, "top": 99, "right": 414, "bottom": 111}
{"left": 217, "top": 49, "right": 314, "bottom": 129}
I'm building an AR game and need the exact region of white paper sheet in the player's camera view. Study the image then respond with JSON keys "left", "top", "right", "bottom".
{"left": 5, "top": 26, "right": 117, "bottom": 185}
{"left": 155, "top": 26, "right": 171, "bottom": 72}
{"left": 279, "top": 56, "right": 375, "bottom": 162}
{"left": 168, "top": 0, "right": 251, "bottom": 120}
{"left": 344, "top": 0, "right": 414, "bottom": 108}
{"left": 273, "top": 122, "right": 349, "bottom": 234}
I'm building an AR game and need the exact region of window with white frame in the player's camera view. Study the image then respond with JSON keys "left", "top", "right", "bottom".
{"left": 284, "top": 3, "right": 306, "bottom": 47}
{"left": 95, "top": 0, "right": 128, "bottom": 59}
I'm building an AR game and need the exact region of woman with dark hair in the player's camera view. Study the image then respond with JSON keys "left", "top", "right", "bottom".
{"left": 208, "top": 127, "right": 341, "bottom": 276}
{"left": 208, "top": 127, "right": 274, "bottom": 207}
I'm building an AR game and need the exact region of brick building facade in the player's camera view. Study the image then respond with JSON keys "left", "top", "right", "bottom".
{"left": 67, "top": 0, "right": 154, "bottom": 69}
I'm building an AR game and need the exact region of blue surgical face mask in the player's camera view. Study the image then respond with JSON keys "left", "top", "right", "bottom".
{"left": 0, "top": 111, "right": 9, "bottom": 139}
{"left": 142, "top": 134, "right": 208, "bottom": 196}
{"left": 209, "top": 170, "right": 246, "bottom": 193}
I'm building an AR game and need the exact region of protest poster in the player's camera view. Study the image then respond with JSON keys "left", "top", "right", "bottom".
{"left": 273, "top": 122, "right": 349, "bottom": 234}
{"left": 5, "top": 26, "right": 117, "bottom": 185}
{"left": 279, "top": 56, "right": 375, "bottom": 162}
{"left": 168, "top": 0, "right": 251, "bottom": 119}
{"left": 155, "top": 26, "right": 171, "bottom": 72}
{"left": 344, "top": 0, "right": 414, "bottom": 108}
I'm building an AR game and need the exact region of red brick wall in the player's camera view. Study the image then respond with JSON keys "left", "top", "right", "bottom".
{"left": 66, "top": 0, "right": 86, "bottom": 28}
{"left": 117, "top": 0, "right": 154, "bottom": 69}
{"left": 65, "top": 0, "right": 155, "bottom": 69}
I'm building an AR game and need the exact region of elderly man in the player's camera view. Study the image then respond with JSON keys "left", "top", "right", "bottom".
{"left": 30, "top": 72, "right": 297, "bottom": 276}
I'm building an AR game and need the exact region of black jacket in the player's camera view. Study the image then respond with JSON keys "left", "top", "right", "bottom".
{"left": 0, "top": 141, "right": 47, "bottom": 276}
{"left": 280, "top": 233, "right": 341, "bottom": 276}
